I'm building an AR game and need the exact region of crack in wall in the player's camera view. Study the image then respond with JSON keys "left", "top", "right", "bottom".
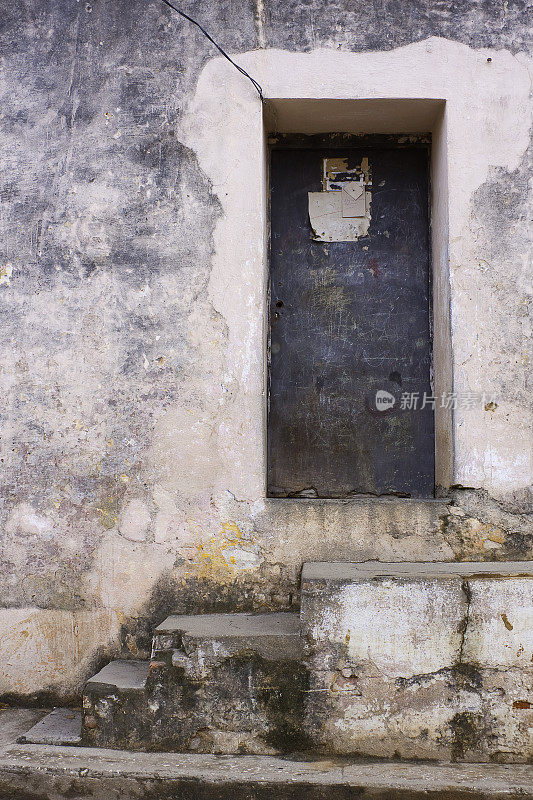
{"left": 457, "top": 579, "right": 472, "bottom": 664}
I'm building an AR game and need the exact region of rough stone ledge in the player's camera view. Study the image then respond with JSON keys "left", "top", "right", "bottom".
{"left": 300, "top": 561, "right": 533, "bottom": 761}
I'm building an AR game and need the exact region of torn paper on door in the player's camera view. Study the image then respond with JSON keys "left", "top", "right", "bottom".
{"left": 309, "top": 156, "right": 371, "bottom": 242}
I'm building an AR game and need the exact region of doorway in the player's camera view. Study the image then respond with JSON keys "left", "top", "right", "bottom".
{"left": 267, "top": 135, "right": 434, "bottom": 498}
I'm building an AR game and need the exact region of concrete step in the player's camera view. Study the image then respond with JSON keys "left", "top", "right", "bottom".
{"left": 300, "top": 560, "right": 533, "bottom": 762}
{"left": 18, "top": 708, "right": 81, "bottom": 746}
{"left": 82, "top": 659, "right": 151, "bottom": 750}
{"left": 152, "top": 611, "right": 304, "bottom": 667}
{"left": 150, "top": 612, "right": 307, "bottom": 754}
{"left": 85, "top": 659, "right": 150, "bottom": 692}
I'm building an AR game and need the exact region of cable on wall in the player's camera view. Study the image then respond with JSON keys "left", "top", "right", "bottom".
{"left": 160, "top": 0, "right": 264, "bottom": 102}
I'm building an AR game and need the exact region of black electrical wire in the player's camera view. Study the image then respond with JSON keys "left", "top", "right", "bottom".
{"left": 160, "top": 0, "right": 264, "bottom": 102}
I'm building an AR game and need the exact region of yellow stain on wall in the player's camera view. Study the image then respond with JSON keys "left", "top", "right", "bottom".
{"left": 465, "top": 519, "right": 505, "bottom": 552}
{"left": 94, "top": 494, "right": 121, "bottom": 530}
{"left": 193, "top": 520, "right": 249, "bottom": 582}
{"left": 0, "top": 262, "right": 13, "bottom": 285}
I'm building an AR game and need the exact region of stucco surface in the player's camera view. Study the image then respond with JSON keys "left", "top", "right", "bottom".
{"left": 0, "top": 0, "right": 531, "bottom": 697}
{"left": 302, "top": 567, "right": 533, "bottom": 760}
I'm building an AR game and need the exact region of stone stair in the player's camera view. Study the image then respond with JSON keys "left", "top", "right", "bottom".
{"left": 82, "top": 612, "right": 308, "bottom": 754}
{"left": 23, "top": 561, "right": 533, "bottom": 762}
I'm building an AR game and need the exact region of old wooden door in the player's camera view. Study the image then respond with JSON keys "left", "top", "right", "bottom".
{"left": 268, "top": 136, "right": 434, "bottom": 498}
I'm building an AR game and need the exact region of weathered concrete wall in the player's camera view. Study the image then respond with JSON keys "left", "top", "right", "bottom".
{"left": 0, "top": 0, "right": 531, "bottom": 697}
{"left": 302, "top": 562, "right": 533, "bottom": 761}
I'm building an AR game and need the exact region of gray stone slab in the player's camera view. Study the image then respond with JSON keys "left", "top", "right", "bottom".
{"left": 85, "top": 659, "right": 149, "bottom": 691}
{"left": 17, "top": 708, "right": 81, "bottom": 745}
{"left": 154, "top": 612, "right": 304, "bottom": 665}
{"left": 156, "top": 611, "right": 301, "bottom": 637}
{"left": 0, "top": 741, "right": 531, "bottom": 799}
{"left": 302, "top": 560, "right": 533, "bottom": 582}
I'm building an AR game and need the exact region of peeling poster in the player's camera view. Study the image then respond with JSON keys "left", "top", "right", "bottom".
{"left": 308, "top": 157, "right": 372, "bottom": 242}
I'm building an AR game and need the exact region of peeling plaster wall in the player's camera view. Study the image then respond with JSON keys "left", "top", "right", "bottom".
{"left": 0, "top": 0, "right": 531, "bottom": 697}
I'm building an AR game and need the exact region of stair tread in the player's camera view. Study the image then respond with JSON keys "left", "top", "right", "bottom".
{"left": 156, "top": 612, "right": 300, "bottom": 638}
{"left": 85, "top": 659, "right": 150, "bottom": 691}
{"left": 302, "top": 559, "right": 533, "bottom": 582}
{"left": 18, "top": 708, "right": 82, "bottom": 746}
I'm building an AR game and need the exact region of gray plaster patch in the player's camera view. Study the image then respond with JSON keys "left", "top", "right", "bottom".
{"left": 263, "top": 0, "right": 530, "bottom": 53}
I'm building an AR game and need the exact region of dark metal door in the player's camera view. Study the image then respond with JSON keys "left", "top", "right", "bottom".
{"left": 268, "top": 139, "right": 434, "bottom": 498}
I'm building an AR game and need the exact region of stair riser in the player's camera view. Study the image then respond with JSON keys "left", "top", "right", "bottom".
{"left": 83, "top": 687, "right": 151, "bottom": 750}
